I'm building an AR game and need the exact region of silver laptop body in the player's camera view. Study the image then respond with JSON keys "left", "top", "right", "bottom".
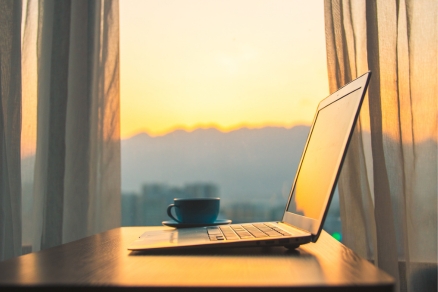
{"left": 128, "top": 72, "right": 371, "bottom": 251}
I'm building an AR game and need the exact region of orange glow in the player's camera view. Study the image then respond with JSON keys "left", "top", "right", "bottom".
{"left": 21, "top": 1, "right": 38, "bottom": 159}
{"left": 291, "top": 90, "right": 363, "bottom": 220}
{"left": 122, "top": 121, "right": 311, "bottom": 138}
{"left": 120, "top": 0, "right": 329, "bottom": 139}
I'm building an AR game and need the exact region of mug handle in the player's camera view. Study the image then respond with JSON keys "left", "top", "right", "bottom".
{"left": 167, "top": 204, "right": 181, "bottom": 222}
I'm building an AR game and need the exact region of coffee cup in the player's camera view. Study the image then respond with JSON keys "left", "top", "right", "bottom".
{"left": 166, "top": 198, "right": 220, "bottom": 224}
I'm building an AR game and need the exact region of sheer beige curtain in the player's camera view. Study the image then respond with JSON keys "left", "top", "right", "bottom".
{"left": 0, "top": 0, "right": 120, "bottom": 261}
{"left": 324, "top": 1, "right": 437, "bottom": 292}
{"left": 0, "top": 0, "right": 22, "bottom": 261}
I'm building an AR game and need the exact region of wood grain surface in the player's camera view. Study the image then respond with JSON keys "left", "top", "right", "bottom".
{"left": 0, "top": 227, "right": 394, "bottom": 291}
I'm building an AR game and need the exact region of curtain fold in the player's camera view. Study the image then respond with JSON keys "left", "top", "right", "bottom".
{"left": 86, "top": 0, "right": 121, "bottom": 239}
{"left": 0, "top": 0, "right": 120, "bottom": 261}
{"left": 5, "top": 0, "right": 122, "bottom": 253}
{"left": 29, "top": 0, "right": 120, "bottom": 251}
{"left": 324, "top": 1, "right": 437, "bottom": 292}
{"left": 0, "top": 0, "right": 22, "bottom": 261}
{"left": 62, "top": 0, "right": 121, "bottom": 245}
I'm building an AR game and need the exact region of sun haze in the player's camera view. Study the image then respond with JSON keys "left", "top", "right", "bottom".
{"left": 120, "top": 0, "right": 329, "bottom": 138}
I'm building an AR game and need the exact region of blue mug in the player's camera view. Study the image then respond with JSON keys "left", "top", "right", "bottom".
{"left": 167, "top": 198, "right": 220, "bottom": 224}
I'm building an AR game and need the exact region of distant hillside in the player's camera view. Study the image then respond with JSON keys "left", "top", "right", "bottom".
{"left": 121, "top": 126, "right": 310, "bottom": 202}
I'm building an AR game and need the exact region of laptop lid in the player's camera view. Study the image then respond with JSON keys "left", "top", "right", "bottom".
{"left": 282, "top": 72, "right": 371, "bottom": 242}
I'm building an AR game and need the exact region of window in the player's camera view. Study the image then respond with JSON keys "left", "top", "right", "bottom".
{"left": 119, "top": 0, "right": 339, "bottom": 237}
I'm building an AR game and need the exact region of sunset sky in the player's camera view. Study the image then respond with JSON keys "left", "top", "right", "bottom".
{"left": 119, "top": 0, "right": 329, "bottom": 138}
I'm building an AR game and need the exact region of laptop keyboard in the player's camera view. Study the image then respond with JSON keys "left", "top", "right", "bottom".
{"left": 207, "top": 223, "right": 291, "bottom": 241}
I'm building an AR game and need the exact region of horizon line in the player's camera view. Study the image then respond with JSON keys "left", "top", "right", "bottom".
{"left": 122, "top": 123, "right": 311, "bottom": 140}
{"left": 21, "top": 124, "right": 311, "bottom": 159}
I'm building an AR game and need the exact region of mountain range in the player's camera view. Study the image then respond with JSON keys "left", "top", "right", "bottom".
{"left": 121, "top": 126, "right": 311, "bottom": 203}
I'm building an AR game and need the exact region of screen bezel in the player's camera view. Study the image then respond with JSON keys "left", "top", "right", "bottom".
{"left": 282, "top": 72, "right": 371, "bottom": 242}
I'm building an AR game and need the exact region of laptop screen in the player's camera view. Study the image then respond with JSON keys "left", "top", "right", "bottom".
{"left": 285, "top": 85, "right": 366, "bottom": 227}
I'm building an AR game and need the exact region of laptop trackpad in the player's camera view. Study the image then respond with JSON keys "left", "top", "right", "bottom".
{"left": 130, "top": 227, "right": 209, "bottom": 249}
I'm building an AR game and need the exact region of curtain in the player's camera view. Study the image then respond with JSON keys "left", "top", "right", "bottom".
{"left": 324, "top": 1, "right": 437, "bottom": 292}
{"left": 0, "top": 0, "right": 120, "bottom": 261}
{"left": 0, "top": 0, "right": 22, "bottom": 261}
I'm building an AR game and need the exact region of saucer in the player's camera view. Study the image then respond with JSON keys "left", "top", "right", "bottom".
{"left": 162, "top": 219, "right": 232, "bottom": 228}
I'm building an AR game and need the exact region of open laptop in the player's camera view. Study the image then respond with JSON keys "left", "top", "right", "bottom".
{"left": 128, "top": 71, "right": 371, "bottom": 251}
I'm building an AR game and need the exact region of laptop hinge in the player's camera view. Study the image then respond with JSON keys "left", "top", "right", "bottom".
{"left": 279, "top": 221, "right": 314, "bottom": 237}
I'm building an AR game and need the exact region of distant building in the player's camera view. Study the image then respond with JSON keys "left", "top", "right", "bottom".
{"left": 183, "top": 183, "right": 219, "bottom": 199}
{"left": 121, "top": 182, "right": 220, "bottom": 226}
{"left": 121, "top": 183, "right": 342, "bottom": 241}
{"left": 221, "top": 201, "right": 279, "bottom": 223}
{"left": 140, "top": 184, "right": 182, "bottom": 225}
{"left": 121, "top": 192, "right": 140, "bottom": 226}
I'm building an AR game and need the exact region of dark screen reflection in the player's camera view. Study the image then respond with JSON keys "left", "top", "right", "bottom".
{"left": 287, "top": 89, "right": 361, "bottom": 220}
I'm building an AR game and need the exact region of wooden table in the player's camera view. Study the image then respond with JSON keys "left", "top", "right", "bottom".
{"left": 0, "top": 227, "right": 394, "bottom": 291}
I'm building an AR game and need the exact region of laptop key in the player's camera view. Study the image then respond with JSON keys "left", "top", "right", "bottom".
{"left": 207, "top": 229, "right": 222, "bottom": 235}
{"left": 271, "top": 227, "right": 291, "bottom": 236}
{"left": 252, "top": 233, "right": 269, "bottom": 238}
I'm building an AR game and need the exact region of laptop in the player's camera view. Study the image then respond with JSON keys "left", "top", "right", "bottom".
{"left": 128, "top": 71, "right": 371, "bottom": 251}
